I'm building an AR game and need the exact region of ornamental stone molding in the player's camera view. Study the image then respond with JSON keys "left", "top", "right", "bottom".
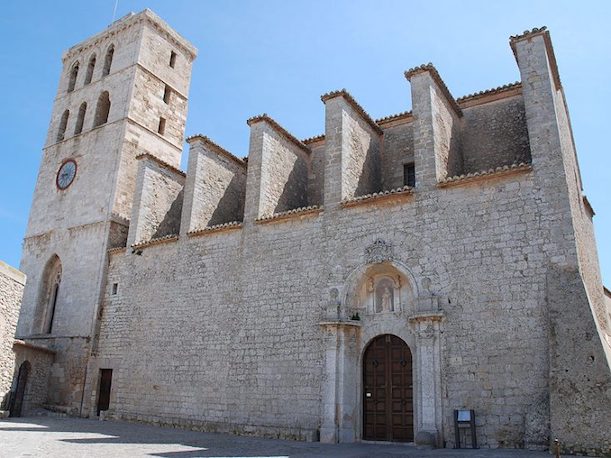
{"left": 364, "top": 239, "right": 394, "bottom": 264}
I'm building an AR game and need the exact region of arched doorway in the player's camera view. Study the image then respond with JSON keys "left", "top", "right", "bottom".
{"left": 363, "top": 334, "right": 413, "bottom": 442}
{"left": 9, "top": 361, "right": 31, "bottom": 417}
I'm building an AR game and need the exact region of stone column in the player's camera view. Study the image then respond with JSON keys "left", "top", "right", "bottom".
{"left": 319, "top": 320, "right": 361, "bottom": 443}
{"left": 410, "top": 309, "right": 444, "bottom": 447}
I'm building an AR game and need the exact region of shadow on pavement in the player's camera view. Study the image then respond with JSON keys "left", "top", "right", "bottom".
{"left": 0, "top": 417, "right": 557, "bottom": 458}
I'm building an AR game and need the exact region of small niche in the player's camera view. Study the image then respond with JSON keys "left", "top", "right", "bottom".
{"left": 169, "top": 51, "right": 177, "bottom": 68}
{"left": 112, "top": 283, "right": 118, "bottom": 295}
{"left": 158, "top": 117, "right": 166, "bottom": 135}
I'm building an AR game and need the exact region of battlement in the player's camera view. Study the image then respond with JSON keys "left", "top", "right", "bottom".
{"left": 123, "top": 28, "right": 560, "bottom": 248}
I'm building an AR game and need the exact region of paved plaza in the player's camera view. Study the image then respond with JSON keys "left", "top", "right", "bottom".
{"left": 0, "top": 416, "right": 566, "bottom": 458}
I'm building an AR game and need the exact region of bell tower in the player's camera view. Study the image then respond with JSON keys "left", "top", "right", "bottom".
{"left": 16, "top": 10, "right": 196, "bottom": 411}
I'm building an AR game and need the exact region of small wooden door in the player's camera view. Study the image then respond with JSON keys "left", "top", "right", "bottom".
{"left": 97, "top": 369, "right": 113, "bottom": 416}
{"left": 9, "top": 361, "right": 30, "bottom": 417}
{"left": 363, "top": 334, "right": 413, "bottom": 442}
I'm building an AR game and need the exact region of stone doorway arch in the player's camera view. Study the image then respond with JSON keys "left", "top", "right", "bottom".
{"left": 320, "top": 256, "right": 445, "bottom": 446}
{"left": 362, "top": 334, "right": 414, "bottom": 442}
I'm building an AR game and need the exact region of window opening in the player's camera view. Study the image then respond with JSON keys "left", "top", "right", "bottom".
{"left": 94, "top": 91, "right": 111, "bottom": 127}
{"left": 403, "top": 162, "right": 416, "bottom": 187}
{"left": 68, "top": 63, "right": 79, "bottom": 92}
{"left": 57, "top": 110, "right": 69, "bottom": 141}
{"left": 103, "top": 45, "right": 114, "bottom": 77}
{"left": 85, "top": 55, "right": 96, "bottom": 84}
{"left": 158, "top": 117, "right": 166, "bottom": 135}
{"left": 46, "top": 282, "right": 59, "bottom": 334}
{"left": 74, "top": 102, "right": 87, "bottom": 135}
{"left": 169, "top": 51, "right": 177, "bottom": 68}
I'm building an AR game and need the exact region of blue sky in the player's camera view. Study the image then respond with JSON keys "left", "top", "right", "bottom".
{"left": 1, "top": 0, "right": 609, "bottom": 285}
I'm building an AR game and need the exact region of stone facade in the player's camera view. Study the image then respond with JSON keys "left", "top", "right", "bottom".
{"left": 11, "top": 11, "right": 611, "bottom": 455}
{"left": 0, "top": 261, "right": 54, "bottom": 417}
{"left": 0, "top": 261, "right": 25, "bottom": 414}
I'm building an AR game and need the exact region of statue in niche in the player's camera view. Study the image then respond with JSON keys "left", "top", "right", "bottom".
{"left": 375, "top": 277, "right": 395, "bottom": 313}
{"left": 381, "top": 287, "right": 392, "bottom": 312}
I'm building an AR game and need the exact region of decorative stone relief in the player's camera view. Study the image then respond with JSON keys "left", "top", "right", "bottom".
{"left": 364, "top": 239, "right": 394, "bottom": 264}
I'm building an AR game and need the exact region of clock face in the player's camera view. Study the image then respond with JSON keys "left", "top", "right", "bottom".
{"left": 56, "top": 159, "right": 77, "bottom": 190}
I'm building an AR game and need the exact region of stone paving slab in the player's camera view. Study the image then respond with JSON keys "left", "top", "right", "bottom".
{"left": 0, "top": 417, "right": 566, "bottom": 458}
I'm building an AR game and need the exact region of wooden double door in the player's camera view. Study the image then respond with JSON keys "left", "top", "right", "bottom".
{"left": 363, "top": 334, "right": 414, "bottom": 442}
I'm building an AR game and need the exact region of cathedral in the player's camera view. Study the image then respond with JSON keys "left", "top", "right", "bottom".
{"left": 1, "top": 9, "right": 610, "bottom": 454}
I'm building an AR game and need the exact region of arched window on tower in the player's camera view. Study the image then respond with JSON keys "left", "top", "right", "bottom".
{"left": 84, "top": 54, "right": 96, "bottom": 84}
{"left": 57, "top": 110, "right": 69, "bottom": 141}
{"left": 94, "top": 91, "right": 110, "bottom": 127}
{"left": 68, "top": 62, "right": 79, "bottom": 92}
{"left": 102, "top": 45, "right": 114, "bottom": 77}
{"left": 39, "top": 255, "right": 62, "bottom": 334}
{"left": 74, "top": 102, "right": 87, "bottom": 135}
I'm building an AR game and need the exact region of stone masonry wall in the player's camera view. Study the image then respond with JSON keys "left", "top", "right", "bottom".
{"left": 128, "top": 157, "right": 185, "bottom": 245}
{"left": 264, "top": 132, "right": 309, "bottom": 214}
{"left": 0, "top": 262, "right": 25, "bottom": 411}
{"left": 548, "top": 61, "right": 611, "bottom": 457}
{"left": 512, "top": 30, "right": 611, "bottom": 454}
{"left": 181, "top": 138, "right": 246, "bottom": 233}
{"left": 246, "top": 120, "right": 310, "bottom": 219}
{"left": 342, "top": 105, "right": 381, "bottom": 199}
{"left": 129, "top": 67, "right": 188, "bottom": 150}
{"left": 381, "top": 120, "right": 414, "bottom": 190}
{"left": 18, "top": 11, "right": 611, "bottom": 452}
{"left": 461, "top": 95, "right": 531, "bottom": 174}
{"left": 307, "top": 140, "right": 325, "bottom": 207}
{"left": 90, "top": 30, "right": 611, "bottom": 450}
{"left": 430, "top": 84, "right": 462, "bottom": 180}
{"left": 11, "top": 342, "right": 54, "bottom": 414}
{"left": 96, "top": 165, "right": 559, "bottom": 446}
